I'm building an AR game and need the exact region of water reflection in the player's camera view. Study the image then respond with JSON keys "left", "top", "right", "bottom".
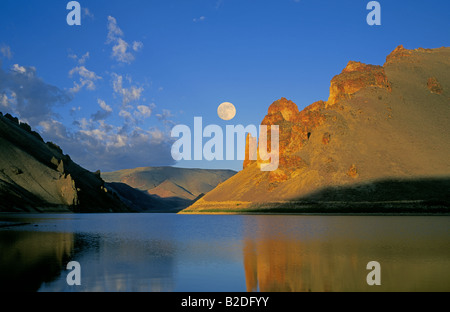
{"left": 0, "top": 230, "right": 177, "bottom": 292}
{"left": 39, "top": 234, "right": 177, "bottom": 292}
{"left": 1, "top": 214, "right": 449, "bottom": 292}
{"left": 0, "top": 231, "right": 74, "bottom": 291}
{"left": 242, "top": 216, "right": 450, "bottom": 292}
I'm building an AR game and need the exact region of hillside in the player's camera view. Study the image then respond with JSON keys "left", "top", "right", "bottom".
{"left": 182, "top": 46, "right": 450, "bottom": 214}
{"left": 0, "top": 113, "right": 130, "bottom": 213}
{"left": 102, "top": 167, "right": 236, "bottom": 210}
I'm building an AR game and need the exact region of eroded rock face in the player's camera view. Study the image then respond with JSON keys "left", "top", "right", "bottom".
{"left": 385, "top": 45, "right": 414, "bottom": 64}
{"left": 243, "top": 133, "right": 255, "bottom": 169}
{"left": 266, "top": 98, "right": 299, "bottom": 122}
{"left": 427, "top": 77, "right": 443, "bottom": 94}
{"left": 322, "top": 132, "right": 331, "bottom": 145}
{"left": 347, "top": 164, "right": 358, "bottom": 179}
{"left": 244, "top": 59, "right": 393, "bottom": 182}
{"left": 56, "top": 174, "right": 79, "bottom": 206}
{"left": 50, "top": 157, "right": 65, "bottom": 174}
{"left": 327, "top": 61, "right": 391, "bottom": 107}
{"left": 244, "top": 98, "right": 327, "bottom": 182}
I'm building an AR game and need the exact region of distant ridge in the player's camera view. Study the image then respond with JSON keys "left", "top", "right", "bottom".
{"left": 102, "top": 166, "right": 236, "bottom": 211}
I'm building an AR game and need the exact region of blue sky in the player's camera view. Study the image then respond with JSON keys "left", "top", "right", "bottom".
{"left": 1, "top": 0, "right": 449, "bottom": 172}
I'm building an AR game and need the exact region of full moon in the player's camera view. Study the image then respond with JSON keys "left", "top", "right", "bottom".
{"left": 217, "top": 102, "right": 236, "bottom": 121}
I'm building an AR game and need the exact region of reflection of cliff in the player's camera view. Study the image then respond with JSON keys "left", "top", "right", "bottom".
{"left": 0, "top": 231, "right": 74, "bottom": 291}
{"left": 73, "top": 235, "right": 176, "bottom": 292}
{"left": 0, "top": 229, "right": 178, "bottom": 292}
{"left": 37, "top": 233, "right": 177, "bottom": 292}
{"left": 244, "top": 238, "right": 355, "bottom": 292}
{"left": 244, "top": 238, "right": 367, "bottom": 292}
{"left": 243, "top": 217, "right": 450, "bottom": 292}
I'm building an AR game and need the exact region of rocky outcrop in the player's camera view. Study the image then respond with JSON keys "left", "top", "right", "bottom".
{"left": 327, "top": 61, "right": 391, "bottom": 107}
{"left": 427, "top": 77, "right": 443, "bottom": 94}
{"left": 244, "top": 60, "right": 393, "bottom": 183}
{"left": 385, "top": 45, "right": 413, "bottom": 64}
{"left": 244, "top": 98, "right": 326, "bottom": 184}
{"left": 347, "top": 164, "right": 358, "bottom": 179}
{"left": 56, "top": 174, "right": 79, "bottom": 206}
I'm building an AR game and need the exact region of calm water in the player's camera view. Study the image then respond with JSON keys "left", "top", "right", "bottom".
{"left": 0, "top": 213, "right": 449, "bottom": 292}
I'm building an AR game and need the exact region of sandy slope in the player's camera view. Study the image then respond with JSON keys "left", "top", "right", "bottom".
{"left": 103, "top": 166, "right": 236, "bottom": 201}
{"left": 183, "top": 46, "right": 450, "bottom": 213}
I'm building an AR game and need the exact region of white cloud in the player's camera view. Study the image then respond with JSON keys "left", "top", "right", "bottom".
{"left": 156, "top": 109, "right": 173, "bottom": 120}
{"left": 112, "top": 73, "right": 144, "bottom": 105}
{"left": 112, "top": 38, "right": 135, "bottom": 64}
{"left": 0, "top": 93, "right": 9, "bottom": 108}
{"left": 39, "top": 119, "right": 69, "bottom": 140}
{"left": 0, "top": 63, "right": 72, "bottom": 127}
{"left": 70, "top": 81, "right": 91, "bottom": 93}
{"left": 68, "top": 52, "right": 90, "bottom": 65}
{"left": 132, "top": 41, "right": 143, "bottom": 52}
{"left": 0, "top": 91, "right": 16, "bottom": 110}
{"left": 99, "top": 99, "right": 112, "bottom": 112}
{"left": 70, "top": 106, "right": 81, "bottom": 116}
{"left": 106, "top": 16, "right": 142, "bottom": 64}
{"left": 92, "top": 99, "right": 113, "bottom": 121}
{"left": 0, "top": 60, "right": 174, "bottom": 172}
{"left": 69, "top": 66, "right": 102, "bottom": 93}
{"left": 119, "top": 103, "right": 155, "bottom": 126}
{"left": 155, "top": 109, "right": 175, "bottom": 127}
{"left": 148, "top": 128, "right": 165, "bottom": 144}
{"left": 82, "top": 8, "right": 94, "bottom": 19}
{"left": 1, "top": 45, "right": 12, "bottom": 60}
{"left": 69, "top": 66, "right": 100, "bottom": 80}
{"left": 107, "top": 16, "right": 124, "bottom": 42}
{"left": 78, "top": 52, "right": 90, "bottom": 64}
{"left": 119, "top": 109, "right": 132, "bottom": 119}
{"left": 135, "top": 105, "right": 152, "bottom": 118}
{"left": 79, "top": 128, "right": 107, "bottom": 142}
{"left": 12, "top": 64, "right": 27, "bottom": 74}
{"left": 193, "top": 16, "right": 206, "bottom": 22}
{"left": 40, "top": 116, "right": 176, "bottom": 171}
{"left": 75, "top": 117, "right": 90, "bottom": 130}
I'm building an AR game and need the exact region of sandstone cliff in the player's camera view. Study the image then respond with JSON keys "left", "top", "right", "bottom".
{"left": 182, "top": 46, "right": 450, "bottom": 213}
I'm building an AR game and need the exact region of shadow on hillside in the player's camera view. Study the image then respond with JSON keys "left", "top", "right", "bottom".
{"left": 106, "top": 182, "right": 193, "bottom": 213}
{"left": 252, "top": 177, "right": 450, "bottom": 214}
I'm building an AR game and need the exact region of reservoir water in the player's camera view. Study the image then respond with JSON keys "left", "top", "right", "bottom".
{"left": 0, "top": 213, "right": 449, "bottom": 292}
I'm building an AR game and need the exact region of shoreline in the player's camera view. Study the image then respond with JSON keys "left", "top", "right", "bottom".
{"left": 179, "top": 199, "right": 450, "bottom": 215}
{"left": 178, "top": 211, "right": 450, "bottom": 216}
